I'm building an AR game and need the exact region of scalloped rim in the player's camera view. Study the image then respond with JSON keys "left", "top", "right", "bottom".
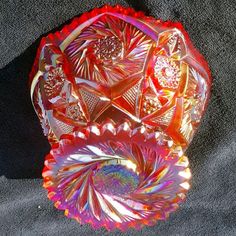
{"left": 29, "top": 4, "right": 212, "bottom": 88}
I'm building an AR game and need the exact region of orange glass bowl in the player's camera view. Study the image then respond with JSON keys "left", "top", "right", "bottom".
{"left": 29, "top": 5, "right": 211, "bottom": 230}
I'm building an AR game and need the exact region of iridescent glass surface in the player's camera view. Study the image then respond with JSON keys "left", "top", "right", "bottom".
{"left": 30, "top": 5, "right": 211, "bottom": 230}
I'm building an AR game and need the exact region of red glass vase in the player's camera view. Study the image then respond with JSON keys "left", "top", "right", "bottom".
{"left": 29, "top": 5, "right": 211, "bottom": 230}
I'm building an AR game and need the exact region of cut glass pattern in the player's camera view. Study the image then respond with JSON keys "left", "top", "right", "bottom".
{"left": 29, "top": 5, "right": 211, "bottom": 231}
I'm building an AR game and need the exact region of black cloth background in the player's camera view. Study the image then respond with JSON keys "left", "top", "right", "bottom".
{"left": 0, "top": 0, "right": 236, "bottom": 235}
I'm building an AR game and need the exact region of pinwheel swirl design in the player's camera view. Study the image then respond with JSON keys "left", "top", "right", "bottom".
{"left": 43, "top": 122, "right": 190, "bottom": 230}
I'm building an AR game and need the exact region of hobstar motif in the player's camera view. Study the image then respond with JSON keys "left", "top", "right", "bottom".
{"left": 29, "top": 4, "right": 211, "bottom": 230}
